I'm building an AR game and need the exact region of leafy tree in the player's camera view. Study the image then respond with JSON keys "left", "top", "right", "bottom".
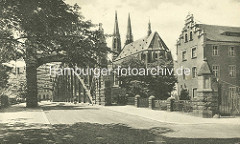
{"left": 0, "top": 65, "right": 10, "bottom": 90}
{"left": 118, "top": 56, "right": 177, "bottom": 99}
{"left": 17, "top": 81, "right": 27, "bottom": 99}
{"left": 118, "top": 57, "right": 148, "bottom": 97}
{"left": 0, "top": 0, "right": 109, "bottom": 107}
{"left": 128, "top": 81, "right": 148, "bottom": 98}
{"left": 179, "top": 89, "right": 190, "bottom": 100}
{"left": 147, "top": 57, "right": 177, "bottom": 100}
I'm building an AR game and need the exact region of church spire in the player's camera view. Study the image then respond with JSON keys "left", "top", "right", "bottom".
{"left": 148, "top": 19, "right": 152, "bottom": 36}
{"left": 125, "top": 13, "right": 133, "bottom": 45}
{"left": 112, "top": 11, "right": 121, "bottom": 59}
{"left": 113, "top": 11, "right": 120, "bottom": 36}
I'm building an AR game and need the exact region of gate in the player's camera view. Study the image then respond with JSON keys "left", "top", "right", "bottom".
{"left": 138, "top": 98, "right": 149, "bottom": 108}
{"left": 220, "top": 87, "right": 240, "bottom": 116}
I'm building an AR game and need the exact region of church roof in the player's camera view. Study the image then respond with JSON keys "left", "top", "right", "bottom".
{"left": 197, "top": 24, "right": 240, "bottom": 42}
{"left": 114, "top": 32, "right": 169, "bottom": 62}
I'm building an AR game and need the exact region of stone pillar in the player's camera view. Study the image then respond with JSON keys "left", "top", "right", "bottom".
{"left": 135, "top": 95, "right": 140, "bottom": 107}
{"left": 193, "top": 60, "right": 218, "bottom": 117}
{"left": 193, "top": 90, "right": 218, "bottom": 118}
{"left": 167, "top": 97, "right": 175, "bottom": 111}
{"left": 148, "top": 95, "right": 155, "bottom": 109}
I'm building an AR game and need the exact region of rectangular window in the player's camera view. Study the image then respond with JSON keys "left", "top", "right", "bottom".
{"left": 192, "top": 67, "right": 197, "bottom": 78}
{"left": 229, "top": 87, "right": 236, "bottom": 98}
{"left": 228, "top": 47, "right": 235, "bottom": 56}
{"left": 192, "top": 88, "right": 197, "bottom": 98}
{"left": 212, "top": 46, "right": 219, "bottom": 56}
{"left": 212, "top": 65, "right": 220, "bottom": 77}
{"left": 191, "top": 47, "right": 197, "bottom": 58}
{"left": 229, "top": 65, "right": 236, "bottom": 77}
{"left": 182, "top": 51, "right": 187, "bottom": 61}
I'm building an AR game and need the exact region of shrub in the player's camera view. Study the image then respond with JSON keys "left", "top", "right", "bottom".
{"left": 0, "top": 95, "right": 9, "bottom": 108}
{"left": 179, "top": 89, "right": 190, "bottom": 100}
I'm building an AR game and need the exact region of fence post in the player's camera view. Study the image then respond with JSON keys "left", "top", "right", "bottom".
{"left": 149, "top": 95, "right": 155, "bottom": 109}
{"left": 135, "top": 95, "right": 140, "bottom": 107}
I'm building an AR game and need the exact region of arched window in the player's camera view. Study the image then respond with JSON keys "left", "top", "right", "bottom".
{"left": 190, "top": 31, "right": 193, "bottom": 41}
{"left": 154, "top": 53, "right": 158, "bottom": 59}
{"left": 141, "top": 53, "right": 146, "bottom": 61}
{"left": 185, "top": 33, "right": 188, "bottom": 42}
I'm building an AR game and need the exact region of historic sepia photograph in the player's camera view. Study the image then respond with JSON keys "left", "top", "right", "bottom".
{"left": 0, "top": 0, "right": 240, "bottom": 143}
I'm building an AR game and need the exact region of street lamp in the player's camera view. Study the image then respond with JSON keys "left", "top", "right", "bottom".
{"left": 216, "top": 78, "right": 221, "bottom": 118}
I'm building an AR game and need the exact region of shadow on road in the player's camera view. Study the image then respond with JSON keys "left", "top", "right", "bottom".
{"left": 1, "top": 122, "right": 240, "bottom": 144}
{"left": 0, "top": 122, "right": 55, "bottom": 144}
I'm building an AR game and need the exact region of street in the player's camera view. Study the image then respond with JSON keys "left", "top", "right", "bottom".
{"left": 0, "top": 102, "right": 240, "bottom": 144}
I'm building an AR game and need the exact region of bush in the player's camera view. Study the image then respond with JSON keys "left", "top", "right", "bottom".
{"left": 117, "top": 95, "right": 127, "bottom": 105}
{"left": 179, "top": 89, "right": 190, "bottom": 100}
{"left": 1, "top": 95, "right": 9, "bottom": 108}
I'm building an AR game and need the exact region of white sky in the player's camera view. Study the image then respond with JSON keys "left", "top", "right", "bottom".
{"left": 66, "top": 0, "right": 240, "bottom": 60}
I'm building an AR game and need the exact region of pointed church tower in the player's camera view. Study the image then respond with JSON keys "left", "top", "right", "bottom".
{"left": 112, "top": 11, "right": 122, "bottom": 60}
{"left": 148, "top": 19, "right": 152, "bottom": 36}
{"left": 125, "top": 13, "right": 133, "bottom": 45}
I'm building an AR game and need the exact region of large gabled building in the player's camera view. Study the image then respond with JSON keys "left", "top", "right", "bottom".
{"left": 176, "top": 14, "right": 240, "bottom": 116}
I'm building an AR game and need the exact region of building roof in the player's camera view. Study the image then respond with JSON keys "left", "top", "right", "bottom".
{"left": 197, "top": 24, "right": 240, "bottom": 42}
{"left": 114, "top": 32, "right": 169, "bottom": 62}
{"left": 198, "top": 60, "right": 212, "bottom": 76}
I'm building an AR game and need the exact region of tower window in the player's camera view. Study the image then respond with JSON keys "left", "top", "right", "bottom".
{"left": 141, "top": 53, "right": 146, "bottom": 61}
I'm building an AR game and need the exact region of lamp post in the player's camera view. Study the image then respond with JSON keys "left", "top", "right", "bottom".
{"left": 216, "top": 78, "right": 221, "bottom": 118}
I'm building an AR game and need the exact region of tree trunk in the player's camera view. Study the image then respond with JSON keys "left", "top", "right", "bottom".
{"left": 26, "top": 62, "right": 38, "bottom": 107}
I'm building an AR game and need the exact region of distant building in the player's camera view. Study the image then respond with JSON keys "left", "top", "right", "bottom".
{"left": 110, "top": 11, "right": 173, "bottom": 101}
{"left": 113, "top": 12, "right": 173, "bottom": 82}
{"left": 176, "top": 14, "right": 240, "bottom": 116}
{"left": 37, "top": 63, "right": 57, "bottom": 101}
{"left": 2, "top": 58, "right": 26, "bottom": 99}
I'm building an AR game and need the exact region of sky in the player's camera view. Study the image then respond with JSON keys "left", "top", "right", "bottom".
{"left": 65, "top": 0, "right": 240, "bottom": 60}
